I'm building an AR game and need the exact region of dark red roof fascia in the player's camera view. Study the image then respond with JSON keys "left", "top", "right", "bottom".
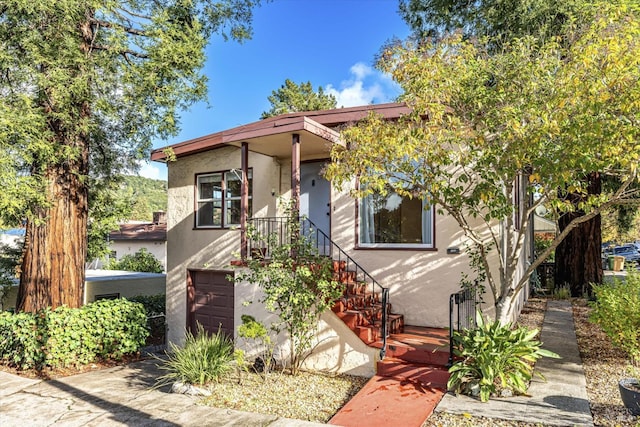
{"left": 150, "top": 102, "right": 411, "bottom": 161}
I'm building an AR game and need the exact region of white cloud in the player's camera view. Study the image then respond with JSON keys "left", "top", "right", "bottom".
{"left": 326, "top": 62, "right": 402, "bottom": 108}
{"left": 136, "top": 161, "right": 167, "bottom": 181}
{"left": 350, "top": 62, "right": 373, "bottom": 80}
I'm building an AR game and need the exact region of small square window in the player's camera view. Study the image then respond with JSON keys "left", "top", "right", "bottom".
{"left": 196, "top": 170, "right": 252, "bottom": 228}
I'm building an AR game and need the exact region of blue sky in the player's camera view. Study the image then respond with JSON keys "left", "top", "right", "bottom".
{"left": 140, "top": 0, "right": 410, "bottom": 180}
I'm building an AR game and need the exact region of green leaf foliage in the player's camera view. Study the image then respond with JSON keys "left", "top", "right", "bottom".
{"left": 127, "top": 293, "right": 166, "bottom": 345}
{"left": 0, "top": 298, "right": 148, "bottom": 370}
{"left": 590, "top": 269, "right": 640, "bottom": 364}
{"left": 105, "top": 248, "right": 164, "bottom": 273}
{"left": 127, "top": 294, "right": 166, "bottom": 317}
{"left": 233, "top": 204, "right": 343, "bottom": 375}
{"left": 398, "top": 0, "right": 589, "bottom": 45}
{"left": 447, "top": 311, "right": 560, "bottom": 402}
{"left": 261, "top": 79, "right": 337, "bottom": 119}
{"left": 237, "top": 314, "right": 275, "bottom": 379}
{"left": 122, "top": 176, "right": 168, "bottom": 221}
{"left": 156, "top": 323, "right": 234, "bottom": 386}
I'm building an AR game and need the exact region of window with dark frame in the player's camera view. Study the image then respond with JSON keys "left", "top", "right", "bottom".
{"left": 359, "top": 188, "right": 434, "bottom": 248}
{"left": 196, "top": 169, "right": 253, "bottom": 228}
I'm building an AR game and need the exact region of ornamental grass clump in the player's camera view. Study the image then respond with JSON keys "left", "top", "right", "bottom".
{"left": 448, "top": 311, "right": 559, "bottom": 402}
{"left": 157, "top": 324, "right": 234, "bottom": 386}
{"left": 590, "top": 269, "right": 640, "bottom": 365}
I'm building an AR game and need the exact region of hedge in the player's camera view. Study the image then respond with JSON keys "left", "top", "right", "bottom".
{"left": 0, "top": 298, "right": 148, "bottom": 370}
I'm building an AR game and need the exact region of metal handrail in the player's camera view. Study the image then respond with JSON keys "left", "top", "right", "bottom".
{"left": 247, "top": 216, "right": 390, "bottom": 359}
{"left": 448, "top": 286, "right": 478, "bottom": 366}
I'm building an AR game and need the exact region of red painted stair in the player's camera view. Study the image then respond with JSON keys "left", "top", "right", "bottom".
{"left": 330, "top": 260, "right": 404, "bottom": 344}
{"left": 329, "top": 326, "right": 450, "bottom": 427}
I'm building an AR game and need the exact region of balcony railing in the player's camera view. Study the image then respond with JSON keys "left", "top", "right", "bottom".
{"left": 247, "top": 216, "right": 390, "bottom": 359}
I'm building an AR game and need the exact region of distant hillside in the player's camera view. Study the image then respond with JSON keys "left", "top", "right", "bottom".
{"left": 122, "top": 175, "right": 167, "bottom": 221}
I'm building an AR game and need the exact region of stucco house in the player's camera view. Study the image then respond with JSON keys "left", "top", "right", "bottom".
{"left": 151, "top": 102, "right": 530, "bottom": 376}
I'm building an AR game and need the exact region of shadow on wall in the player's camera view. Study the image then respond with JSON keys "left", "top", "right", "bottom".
{"left": 302, "top": 311, "right": 378, "bottom": 377}
{"left": 330, "top": 196, "right": 499, "bottom": 328}
{"left": 164, "top": 210, "right": 241, "bottom": 346}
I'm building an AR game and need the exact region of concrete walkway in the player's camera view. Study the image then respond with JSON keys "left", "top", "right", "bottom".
{"left": 0, "top": 358, "right": 325, "bottom": 427}
{"left": 434, "top": 300, "right": 594, "bottom": 426}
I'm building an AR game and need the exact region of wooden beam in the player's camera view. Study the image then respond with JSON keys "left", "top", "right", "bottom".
{"left": 291, "top": 133, "right": 300, "bottom": 215}
{"left": 240, "top": 141, "right": 249, "bottom": 259}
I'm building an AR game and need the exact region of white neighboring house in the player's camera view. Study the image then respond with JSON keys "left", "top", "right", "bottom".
{"left": 1, "top": 270, "right": 165, "bottom": 311}
{"left": 101, "top": 211, "right": 167, "bottom": 271}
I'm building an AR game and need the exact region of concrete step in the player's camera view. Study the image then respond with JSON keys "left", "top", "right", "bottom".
{"left": 377, "top": 358, "right": 449, "bottom": 388}
{"left": 371, "top": 326, "right": 450, "bottom": 366}
{"left": 328, "top": 375, "right": 446, "bottom": 427}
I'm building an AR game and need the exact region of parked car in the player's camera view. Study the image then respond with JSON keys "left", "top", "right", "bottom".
{"left": 603, "top": 244, "right": 640, "bottom": 265}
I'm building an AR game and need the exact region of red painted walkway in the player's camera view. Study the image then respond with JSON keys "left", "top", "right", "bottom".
{"left": 329, "top": 327, "right": 450, "bottom": 427}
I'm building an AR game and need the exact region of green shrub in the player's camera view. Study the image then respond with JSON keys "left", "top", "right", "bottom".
{"left": 237, "top": 314, "right": 276, "bottom": 379}
{"left": 105, "top": 248, "right": 164, "bottom": 273}
{"left": 234, "top": 204, "right": 343, "bottom": 375}
{"left": 448, "top": 312, "right": 559, "bottom": 402}
{"left": 0, "top": 299, "right": 148, "bottom": 370}
{"left": 552, "top": 284, "right": 571, "bottom": 300}
{"left": 0, "top": 310, "right": 47, "bottom": 369}
{"left": 127, "top": 294, "right": 166, "bottom": 345}
{"left": 84, "top": 299, "right": 149, "bottom": 359}
{"left": 127, "top": 294, "right": 166, "bottom": 316}
{"left": 157, "top": 324, "right": 234, "bottom": 386}
{"left": 590, "top": 269, "right": 640, "bottom": 364}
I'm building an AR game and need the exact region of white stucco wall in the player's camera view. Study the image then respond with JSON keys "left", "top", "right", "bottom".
{"left": 329, "top": 186, "right": 500, "bottom": 328}
{"left": 233, "top": 275, "right": 378, "bottom": 377}
{"left": 165, "top": 147, "right": 280, "bottom": 346}
{"left": 84, "top": 270, "right": 166, "bottom": 304}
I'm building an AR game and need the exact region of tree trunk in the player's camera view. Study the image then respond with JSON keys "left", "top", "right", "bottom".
{"left": 16, "top": 161, "right": 89, "bottom": 312}
{"left": 554, "top": 173, "right": 603, "bottom": 297}
{"left": 16, "top": 16, "right": 93, "bottom": 313}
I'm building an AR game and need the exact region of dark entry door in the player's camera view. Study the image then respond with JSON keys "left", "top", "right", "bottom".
{"left": 187, "top": 270, "right": 234, "bottom": 337}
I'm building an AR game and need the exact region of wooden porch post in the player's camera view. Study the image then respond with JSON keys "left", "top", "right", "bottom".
{"left": 240, "top": 141, "right": 249, "bottom": 259}
{"left": 291, "top": 133, "right": 300, "bottom": 216}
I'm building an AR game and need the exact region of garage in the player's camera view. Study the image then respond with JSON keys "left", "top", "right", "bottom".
{"left": 187, "top": 270, "right": 235, "bottom": 338}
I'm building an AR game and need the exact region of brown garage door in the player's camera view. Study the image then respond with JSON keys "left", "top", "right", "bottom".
{"left": 187, "top": 270, "right": 234, "bottom": 338}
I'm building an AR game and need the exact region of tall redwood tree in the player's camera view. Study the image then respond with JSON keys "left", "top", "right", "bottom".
{"left": 1, "top": 0, "right": 261, "bottom": 312}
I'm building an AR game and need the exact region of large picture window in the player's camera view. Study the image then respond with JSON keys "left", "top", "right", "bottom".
{"left": 359, "top": 190, "right": 434, "bottom": 248}
{"left": 196, "top": 170, "right": 252, "bottom": 228}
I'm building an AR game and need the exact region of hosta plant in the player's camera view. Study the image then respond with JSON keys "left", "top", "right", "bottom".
{"left": 448, "top": 311, "right": 559, "bottom": 402}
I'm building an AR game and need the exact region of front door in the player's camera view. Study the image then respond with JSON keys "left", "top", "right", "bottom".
{"left": 300, "top": 161, "right": 331, "bottom": 254}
